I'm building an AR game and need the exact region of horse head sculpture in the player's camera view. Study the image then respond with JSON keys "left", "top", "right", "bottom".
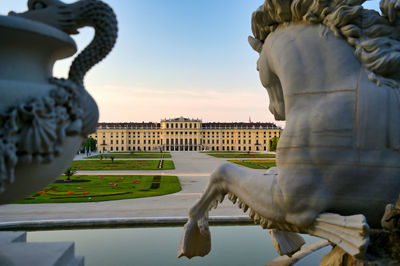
{"left": 0, "top": 0, "right": 117, "bottom": 203}
{"left": 179, "top": 0, "right": 400, "bottom": 262}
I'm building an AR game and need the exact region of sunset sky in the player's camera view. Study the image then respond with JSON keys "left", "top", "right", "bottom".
{"left": 1, "top": 0, "right": 380, "bottom": 126}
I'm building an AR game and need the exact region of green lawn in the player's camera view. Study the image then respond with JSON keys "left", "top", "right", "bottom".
{"left": 208, "top": 153, "right": 275, "bottom": 158}
{"left": 200, "top": 151, "right": 245, "bottom": 153}
{"left": 88, "top": 153, "right": 171, "bottom": 159}
{"left": 110, "top": 152, "right": 171, "bottom": 154}
{"left": 71, "top": 160, "right": 175, "bottom": 170}
{"left": 15, "top": 175, "right": 181, "bottom": 203}
{"left": 229, "top": 160, "right": 276, "bottom": 169}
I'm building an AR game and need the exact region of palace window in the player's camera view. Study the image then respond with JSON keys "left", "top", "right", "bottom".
{"left": 111, "top": 140, "right": 113, "bottom": 144}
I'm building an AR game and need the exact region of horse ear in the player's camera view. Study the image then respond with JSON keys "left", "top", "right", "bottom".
{"left": 248, "top": 36, "right": 263, "bottom": 53}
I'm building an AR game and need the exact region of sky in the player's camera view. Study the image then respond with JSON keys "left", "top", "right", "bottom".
{"left": 1, "top": 1, "right": 380, "bottom": 126}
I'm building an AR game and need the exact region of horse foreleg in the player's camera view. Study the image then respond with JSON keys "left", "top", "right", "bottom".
{"left": 178, "top": 163, "right": 302, "bottom": 258}
{"left": 177, "top": 165, "right": 228, "bottom": 258}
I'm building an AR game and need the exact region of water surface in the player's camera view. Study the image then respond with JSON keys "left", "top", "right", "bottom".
{"left": 28, "top": 225, "right": 329, "bottom": 265}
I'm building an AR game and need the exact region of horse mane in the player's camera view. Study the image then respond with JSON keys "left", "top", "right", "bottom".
{"left": 251, "top": 0, "right": 400, "bottom": 88}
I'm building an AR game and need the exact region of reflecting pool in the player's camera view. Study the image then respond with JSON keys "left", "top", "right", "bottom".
{"left": 28, "top": 225, "right": 330, "bottom": 266}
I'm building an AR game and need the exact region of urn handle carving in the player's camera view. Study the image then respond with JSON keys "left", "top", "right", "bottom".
{"left": 12, "top": 0, "right": 118, "bottom": 87}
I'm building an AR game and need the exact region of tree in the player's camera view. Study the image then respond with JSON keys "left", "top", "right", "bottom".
{"left": 81, "top": 137, "right": 97, "bottom": 153}
{"left": 110, "top": 155, "right": 115, "bottom": 163}
{"left": 64, "top": 167, "right": 76, "bottom": 181}
{"left": 269, "top": 137, "right": 279, "bottom": 152}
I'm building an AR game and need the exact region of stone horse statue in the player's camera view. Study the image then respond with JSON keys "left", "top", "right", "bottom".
{"left": 179, "top": 0, "right": 400, "bottom": 261}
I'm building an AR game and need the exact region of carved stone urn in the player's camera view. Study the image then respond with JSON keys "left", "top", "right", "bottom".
{"left": 0, "top": 0, "right": 118, "bottom": 204}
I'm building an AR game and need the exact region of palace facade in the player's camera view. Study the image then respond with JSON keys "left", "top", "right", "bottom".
{"left": 90, "top": 117, "right": 282, "bottom": 152}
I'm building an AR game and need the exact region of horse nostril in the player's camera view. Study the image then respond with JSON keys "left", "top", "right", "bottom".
{"left": 33, "top": 2, "right": 47, "bottom": 10}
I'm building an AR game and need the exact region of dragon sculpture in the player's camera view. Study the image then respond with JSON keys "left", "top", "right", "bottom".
{"left": 179, "top": 0, "right": 400, "bottom": 262}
